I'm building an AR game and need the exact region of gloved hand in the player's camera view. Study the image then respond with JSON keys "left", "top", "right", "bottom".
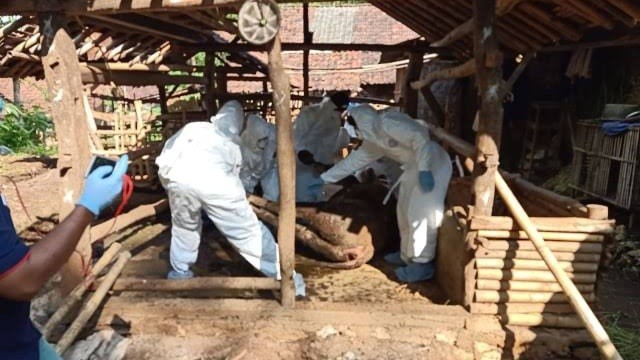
{"left": 307, "top": 176, "right": 325, "bottom": 196}
{"left": 418, "top": 170, "right": 435, "bottom": 193}
{"left": 78, "top": 155, "right": 129, "bottom": 216}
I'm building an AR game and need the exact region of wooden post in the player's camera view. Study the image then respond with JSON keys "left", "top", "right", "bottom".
{"left": 268, "top": 35, "right": 296, "bottom": 308}
{"left": 403, "top": 52, "right": 423, "bottom": 118}
{"left": 157, "top": 85, "right": 168, "bottom": 114}
{"left": 302, "top": 2, "right": 311, "bottom": 104}
{"left": 40, "top": 13, "right": 94, "bottom": 294}
{"left": 472, "top": 0, "right": 504, "bottom": 216}
{"left": 204, "top": 52, "right": 216, "bottom": 118}
{"left": 12, "top": 76, "right": 21, "bottom": 105}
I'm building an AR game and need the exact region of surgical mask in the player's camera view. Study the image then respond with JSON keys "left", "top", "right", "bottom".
{"left": 256, "top": 137, "right": 268, "bottom": 151}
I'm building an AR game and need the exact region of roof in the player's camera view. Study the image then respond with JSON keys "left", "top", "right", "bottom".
{"left": 369, "top": 0, "right": 640, "bottom": 57}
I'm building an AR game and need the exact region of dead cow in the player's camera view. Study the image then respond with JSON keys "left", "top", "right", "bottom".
{"left": 249, "top": 182, "right": 398, "bottom": 269}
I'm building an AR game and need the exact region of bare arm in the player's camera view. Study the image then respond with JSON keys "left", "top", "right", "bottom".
{"left": 0, "top": 206, "right": 94, "bottom": 301}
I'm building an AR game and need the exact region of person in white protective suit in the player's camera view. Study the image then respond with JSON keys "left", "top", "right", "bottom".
{"left": 261, "top": 92, "right": 351, "bottom": 202}
{"left": 318, "top": 104, "right": 452, "bottom": 282}
{"left": 240, "top": 114, "right": 276, "bottom": 194}
{"left": 156, "top": 101, "right": 305, "bottom": 295}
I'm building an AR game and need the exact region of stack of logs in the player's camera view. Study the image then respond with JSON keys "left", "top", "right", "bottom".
{"left": 466, "top": 213, "right": 614, "bottom": 328}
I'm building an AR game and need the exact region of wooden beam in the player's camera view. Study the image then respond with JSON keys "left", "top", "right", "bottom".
{"left": 432, "top": 20, "right": 473, "bottom": 47}
{"left": 420, "top": 87, "right": 446, "bottom": 125}
{"left": 0, "top": 0, "right": 243, "bottom": 15}
{"left": 499, "top": 52, "right": 534, "bottom": 99}
{"left": 81, "top": 14, "right": 199, "bottom": 43}
{"left": 204, "top": 52, "right": 216, "bottom": 118}
{"left": 472, "top": 0, "right": 504, "bottom": 216}
{"left": 199, "top": 41, "right": 447, "bottom": 53}
{"left": 113, "top": 277, "right": 280, "bottom": 292}
{"left": 410, "top": 59, "right": 476, "bottom": 90}
{"left": 82, "top": 62, "right": 205, "bottom": 73}
{"left": 541, "top": 36, "right": 640, "bottom": 52}
{"left": 302, "top": 2, "right": 311, "bottom": 105}
{"left": 403, "top": 52, "right": 424, "bottom": 118}
{"left": 212, "top": 92, "right": 397, "bottom": 106}
{"left": 40, "top": 13, "right": 94, "bottom": 294}
{"left": 268, "top": 35, "right": 296, "bottom": 308}
{"left": 81, "top": 67, "right": 205, "bottom": 85}
{"left": 607, "top": 0, "right": 640, "bottom": 21}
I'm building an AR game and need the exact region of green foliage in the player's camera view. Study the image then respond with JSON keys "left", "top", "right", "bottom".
{"left": 0, "top": 103, "right": 56, "bottom": 156}
{"left": 603, "top": 312, "right": 640, "bottom": 360}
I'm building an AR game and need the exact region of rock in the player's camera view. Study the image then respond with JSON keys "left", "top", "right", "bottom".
{"left": 434, "top": 331, "right": 457, "bottom": 346}
{"left": 316, "top": 325, "right": 339, "bottom": 339}
{"left": 371, "top": 327, "right": 391, "bottom": 340}
{"left": 63, "top": 329, "right": 130, "bottom": 360}
{"left": 473, "top": 341, "right": 501, "bottom": 360}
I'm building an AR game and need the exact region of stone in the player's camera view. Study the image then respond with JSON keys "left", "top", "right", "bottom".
{"left": 64, "top": 329, "right": 130, "bottom": 360}
{"left": 371, "top": 327, "right": 391, "bottom": 340}
{"left": 316, "top": 325, "right": 339, "bottom": 339}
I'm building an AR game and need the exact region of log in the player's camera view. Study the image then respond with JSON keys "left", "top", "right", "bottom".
{"left": 482, "top": 240, "right": 603, "bottom": 254}
{"left": 410, "top": 59, "right": 476, "bottom": 90}
{"left": 477, "top": 268, "right": 597, "bottom": 283}
{"left": 475, "top": 258, "right": 599, "bottom": 273}
{"left": 90, "top": 200, "right": 169, "bottom": 243}
{"left": 477, "top": 230, "right": 605, "bottom": 242}
{"left": 476, "top": 279, "right": 594, "bottom": 293}
{"left": 499, "top": 52, "right": 534, "bottom": 99}
{"left": 469, "top": 216, "right": 615, "bottom": 234}
{"left": 41, "top": 16, "right": 94, "bottom": 294}
{"left": 431, "top": 19, "right": 473, "bottom": 47}
{"left": 112, "top": 277, "right": 280, "bottom": 292}
{"left": 42, "top": 243, "right": 122, "bottom": 339}
{"left": 403, "top": 52, "right": 424, "bottom": 118}
{"left": 268, "top": 34, "right": 296, "bottom": 308}
{"left": 470, "top": 302, "right": 575, "bottom": 315}
{"left": 82, "top": 62, "right": 204, "bottom": 73}
{"left": 494, "top": 174, "right": 621, "bottom": 359}
{"left": 55, "top": 251, "right": 131, "bottom": 355}
{"left": 500, "top": 313, "right": 584, "bottom": 328}
{"left": 81, "top": 67, "right": 205, "bottom": 86}
{"left": 587, "top": 204, "right": 608, "bottom": 220}
{"left": 475, "top": 290, "right": 596, "bottom": 303}
{"left": 420, "top": 86, "right": 446, "bottom": 125}
{"left": 475, "top": 249, "right": 601, "bottom": 263}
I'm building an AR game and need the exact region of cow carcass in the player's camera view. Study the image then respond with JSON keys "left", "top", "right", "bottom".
{"left": 249, "top": 182, "right": 398, "bottom": 269}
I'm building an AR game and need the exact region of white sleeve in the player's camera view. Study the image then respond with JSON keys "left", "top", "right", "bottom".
{"left": 321, "top": 142, "right": 384, "bottom": 183}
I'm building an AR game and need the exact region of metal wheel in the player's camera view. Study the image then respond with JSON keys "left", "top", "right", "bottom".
{"left": 238, "top": 0, "right": 281, "bottom": 45}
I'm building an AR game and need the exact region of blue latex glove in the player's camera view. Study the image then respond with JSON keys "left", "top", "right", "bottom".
{"left": 418, "top": 170, "right": 435, "bottom": 193}
{"left": 306, "top": 176, "right": 326, "bottom": 199}
{"left": 77, "top": 155, "right": 129, "bottom": 216}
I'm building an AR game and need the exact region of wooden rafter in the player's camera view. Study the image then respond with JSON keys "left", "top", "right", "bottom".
{"left": 81, "top": 14, "right": 200, "bottom": 43}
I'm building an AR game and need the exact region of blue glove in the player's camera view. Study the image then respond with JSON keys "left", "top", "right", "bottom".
{"left": 418, "top": 170, "right": 435, "bottom": 193}
{"left": 78, "top": 155, "right": 129, "bottom": 216}
{"left": 307, "top": 176, "right": 326, "bottom": 198}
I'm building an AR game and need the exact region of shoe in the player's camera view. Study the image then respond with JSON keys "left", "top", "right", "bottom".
{"left": 395, "top": 262, "right": 435, "bottom": 283}
{"left": 167, "top": 269, "right": 194, "bottom": 280}
{"left": 293, "top": 271, "right": 306, "bottom": 297}
{"left": 383, "top": 251, "right": 405, "bottom": 266}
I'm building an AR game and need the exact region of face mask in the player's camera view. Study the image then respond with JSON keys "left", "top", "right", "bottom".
{"left": 256, "top": 137, "right": 268, "bottom": 151}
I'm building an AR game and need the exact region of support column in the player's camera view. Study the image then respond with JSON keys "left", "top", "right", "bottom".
{"left": 40, "top": 13, "right": 94, "bottom": 293}
{"left": 403, "top": 52, "right": 423, "bottom": 118}
{"left": 157, "top": 85, "right": 169, "bottom": 114}
{"left": 302, "top": 2, "right": 311, "bottom": 104}
{"left": 204, "top": 52, "right": 216, "bottom": 118}
{"left": 12, "top": 77, "right": 21, "bottom": 105}
{"left": 472, "top": 0, "right": 504, "bottom": 216}
{"left": 268, "top": 35, "right": 296, "bottom": 308}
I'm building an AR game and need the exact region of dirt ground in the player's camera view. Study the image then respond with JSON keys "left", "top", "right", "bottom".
{"left": 2, "top": 155, "right": 639, "bottom": 359}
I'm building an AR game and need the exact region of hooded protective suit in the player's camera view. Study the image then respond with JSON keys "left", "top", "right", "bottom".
{"left": 320, "top": 105, "right": 452, "bottom": 264}
{"left": 240, "top": 114, "right": 276, "bottom": 193}
{"left": 156, "top": 101, "right": 280, "bottom": 279}
{"left": 261, "top": 97, "right": 350, "bottom": 202}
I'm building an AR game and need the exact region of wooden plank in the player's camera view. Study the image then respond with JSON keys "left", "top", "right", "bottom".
{"left": 475, "top": 290, "right": 596, "bottom": 303}
{"left": 476, "top": 258, "right": 599, "bottom": 273}
{"left": 482, "top": 240, "right": 602, "bottom": 253}
{"left": 470, "top": 302, "right": 575, "bottom": 315}
{"left": 82, "top": 14, "right": 199, "bottom": 43}
{"left": 475, "top": 279, "right": 594, "bottom": 293}
{"left": 469, "top": 216, "right": 615, "bottom": 233}
{"left": 432, "top": 19, "right": 473, "bottom": 47}
{"left": 113, "top": 277, "right": 280, "bottom": 291}
{"left": 477, "top": 268, "right": 597, "bottom": 283}
{"left": 475, "top": 249, "right": 601, "bottom": 263}
{"left": 500, "top": 313, "right": 584, "bottom": 328}
{"left": 268, "top": 35, "right": 296, "bottom": 308}
{"left": 477, "top": 230, "right": 605, "bottom": 242}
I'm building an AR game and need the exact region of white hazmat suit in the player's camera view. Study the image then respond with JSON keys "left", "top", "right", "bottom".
{"left": 156, "top": 101, "right": 281, "bottom": 280}
{"left": 240, "top": 114, "right": 276, "bottom": 193}
{"left": 261, "top": 96, "right": 350, "bottom": 202}
{"left": 321, "top": 105, "right": 452, "bottom": 281}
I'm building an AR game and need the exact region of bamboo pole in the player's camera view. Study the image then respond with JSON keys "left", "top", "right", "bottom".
{"left": 477, "top": 268, "right": 597, "bottom": 283}
{"left": 476, "top": 258, "right": 599, "bottom": 273}
{"left": 475, "top": 290, "right": 595, "bottom": 303}
{"left": 55, "top": 251, "right": 131, "bottom": 355}
{"left": 42, "top": 243, "right": 122, "bottom": 339}
{"left": 268, "top": 34, "right": 296, "bottom": 308}
{"left": 476, "top": 279, "right": 594, "bottom": 293}
{"left": 494, "top": 174, "right": 621, "bottom": 359}
{"left": 477, "top": 230, "right": 604, "bottom": 242}
{"left": 112, "top": 277, "right": 280, "bottom": 292}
